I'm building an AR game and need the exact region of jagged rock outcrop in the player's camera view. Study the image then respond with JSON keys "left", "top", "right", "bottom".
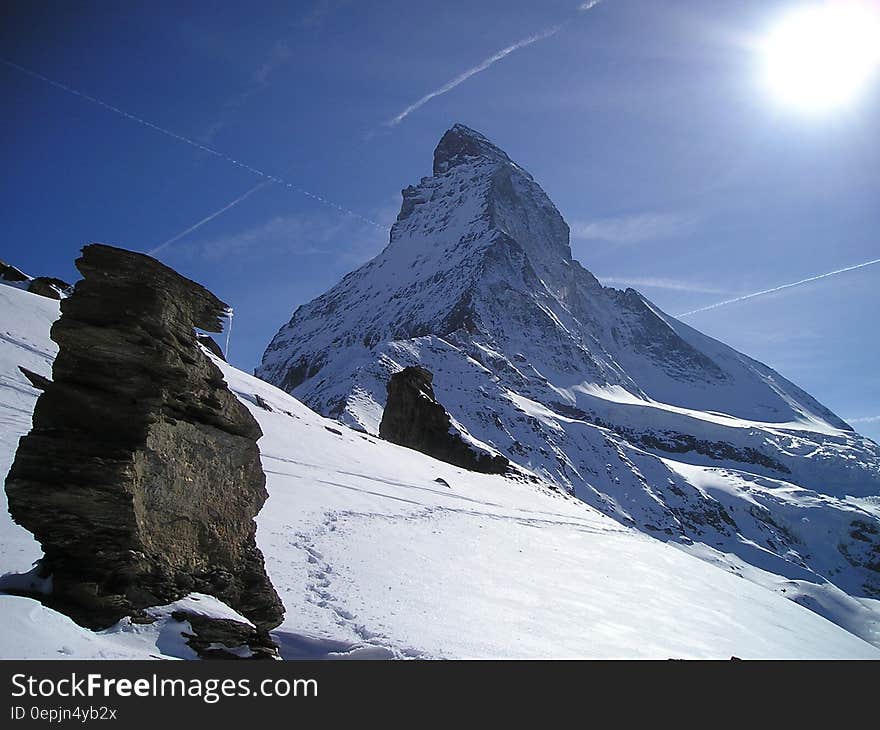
{"left": 172, "top": 609, "right": 278, "bottom": 660}
{"left": 27, "top": 276, "right": 73, "bottom": 300}
{"left": 0, "top": 259, "right": 29, "bottom": 283}
{"left": 197, "top": 334, "right": 226, "bottom": 361}
{"left": 379, "top": 366, "right": 508, "bottom": 474}
{"left": 4, "top": 244, "right": 283, "bottom": 654}
{"left": 0, "top": 258, "right": 73, "bottom": 300}
{"left": 18, "top": 366, "right": 51, "bottom": 392}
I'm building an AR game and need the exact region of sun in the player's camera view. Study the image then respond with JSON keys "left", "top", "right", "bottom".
{"left": 760, "top": 2, "right": 880, "bottom": 113}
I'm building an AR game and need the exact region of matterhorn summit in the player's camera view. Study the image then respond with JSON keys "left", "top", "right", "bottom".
{"left": 259, "top": 124, "right": 880, "bottom": 636}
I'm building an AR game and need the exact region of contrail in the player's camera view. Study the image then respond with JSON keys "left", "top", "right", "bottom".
{"left": 385, "top": 25, "right": 563, "bottom": 127}
{"left": 678, "top": 257, "right": 880, "bottom": 317}
{"left": 384, "top": 1, "right": 606, "bottom": 127}
{"left": 1, "top": 57, "right": 384, "bottom": 229}
{"left": 147, "top": 181, "right": 270, "bottom": 256}
{"left": 847, "top": 415, "right": 880, "bottom": 424}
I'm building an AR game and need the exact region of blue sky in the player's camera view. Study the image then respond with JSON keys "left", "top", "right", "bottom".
{"left": 2, "top": 0, "right": 878, "bottom": 440}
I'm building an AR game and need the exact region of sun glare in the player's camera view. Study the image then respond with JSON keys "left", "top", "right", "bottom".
{"left": 761, "top": 2, "right": 880, "bottom": 112}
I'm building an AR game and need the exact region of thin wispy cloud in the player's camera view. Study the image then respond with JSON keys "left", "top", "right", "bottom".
{"left": 847, "top": 415, "right": 880, "bottom": 424}
{"left": 252, "top": 41, "right": 292, "bottom": 87}
{"left": 385, "top": 25, "right": 563, "bottom": 127}
{"left": 189, "top": 211, "right": 388, "bottom": 264}
{"left": 148, "top": 181, "right": 270, "bottom": 257}
{"left": 201, "top": 41, "right": 292, "bottom": 144}
{"left": 383, "top": 0, "right": 606, "bottom": 128}
{"left": 300, "top": 0, "right": 352, "bottom": 29}
{"left": 571, "top": 213, "right": 697, "bottom": 245}
{"left": 193, "top": 215, "right": 339, "bottom": 259}
{"left": 678, "top": 257, "right": 880, "bottom": 318}
{"left": 598, "top": 275, "right": 727, "bottom": 295}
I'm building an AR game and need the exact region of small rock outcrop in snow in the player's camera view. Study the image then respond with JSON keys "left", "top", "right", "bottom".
{"left": 27, "top": 276, "right": 73, "bottom": 300}
{"left": 379, "top": 366, "right": 508, "bottom": 474}
{"left": 4, "top": 244, "right": 283, "bottom": 655}
{"left": 0, "top": 258, "right": 72, "bottom": 299}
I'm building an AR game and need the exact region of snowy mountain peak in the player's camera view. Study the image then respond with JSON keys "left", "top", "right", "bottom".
{"left": 432, "top": 123, "right": 515, "bottom": 175}
{"left": 394, "top": 123, "right": 573, "bottom": 292}
{"left": 258, "top": 125, "right": 880, "bottom": 622}
{"left": 262, "top": 125, "right": 851, "bottom": 431}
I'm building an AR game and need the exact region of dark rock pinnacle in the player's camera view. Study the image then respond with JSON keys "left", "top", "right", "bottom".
{"left": 379, "top": 366, "right": 508, "bottom": 474}
{"left": 4, "top": 244, "right": 283, "bottom": 656}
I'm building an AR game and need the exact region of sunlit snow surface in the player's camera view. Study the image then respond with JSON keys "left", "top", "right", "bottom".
{"left": 1, "top": 284, "right": 878, "bottom": 658}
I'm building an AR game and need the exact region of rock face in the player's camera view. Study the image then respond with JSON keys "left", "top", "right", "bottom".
{"left": 27, "top": 276, "right": 73, "bottom": 300}
{"left": 0, "top": 259, "right": 73, "bottom": 300}
{"left": 197, "top": 333, "right": 226, "bottom": 361}
{"left": 257, "top": 124, "right": 880, "bottom": 621}
{"left": 379, "top": 366, "right": 508, "bottom": 474}
{"left": 0, "top": 259, "right": 29, "bottom": 283}
{"left": 172, "top": 609, "right": 275, "bottom": 660}
{"left": 4, "top": 244, "right": 283, "bottom": 651}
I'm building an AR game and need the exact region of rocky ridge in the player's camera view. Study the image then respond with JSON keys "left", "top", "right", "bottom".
{"left": 1, "top": 258, "right": 72, "bottom": 300}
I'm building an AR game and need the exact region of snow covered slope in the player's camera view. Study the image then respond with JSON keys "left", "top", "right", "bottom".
{"left": 258, "top": 124, "right": 880, "bottom": 630}
{"left": 2, "top": 283, "right": 879, "bottom": 657}
{"left": 0, "top": 282, "right": 57, "bottom": 576}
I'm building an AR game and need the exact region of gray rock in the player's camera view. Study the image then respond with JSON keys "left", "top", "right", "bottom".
{"left": 27, "top": 276, "right": 73, "bottom": 300}
{"left": 4, "top": 244, "right": 284, "bottom": 650}
{"left": 171, "top": 610, "right": 279, "bottom": 660}
{"left": 0, "top": 259, "right": 29, "bottom": 283}
{"left": 379, "top": 366, "right": 508, "bottom": 474}
{"left": 18, "top": 367, "right": 51, "bottom": 391}
{"left": 196, "top": 333, "right": 226, "bottom": 361}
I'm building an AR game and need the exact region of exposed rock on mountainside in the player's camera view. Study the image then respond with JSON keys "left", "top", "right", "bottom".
{"left": 258, "top": 124, "right": 880, "bottom": 619}
{"left": 4, "top": 244, "right": 283, "bottom": 654}
{"left": 27, "top": 276, "right": 73, "bottom": 300}
{"left": 0, "top": 258, "right": 72, "bottom": 299}
{"left": 0, "top": 259, "right": 29, "bottom": 283}
{"left": 380, "top": 366, "right": 508, "bottom": 474}
{"left": 197, "top": 333, "right": 226, "bottom": 361}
